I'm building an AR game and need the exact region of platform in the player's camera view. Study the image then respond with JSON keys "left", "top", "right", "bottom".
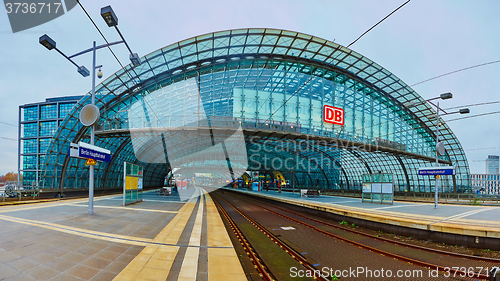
{"left": 0, "top": 188, "right": 246, "bottom": 281}
{"left": 230, "top": 189, "right": 500, "bottom": 248}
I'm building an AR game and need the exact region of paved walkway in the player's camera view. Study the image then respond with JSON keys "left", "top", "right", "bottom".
{"left": 233, "top": 189, "right": 500, "bottom": 239}
{"left": 0, "top": 188, "right": 246, "bottom": 281}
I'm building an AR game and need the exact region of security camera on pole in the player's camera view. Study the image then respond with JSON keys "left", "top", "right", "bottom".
{"left": 406, "top": 93, "right": 470, "bottom": 209}
{"left": 39, "top": 5, "right": 140, "bottom": 215}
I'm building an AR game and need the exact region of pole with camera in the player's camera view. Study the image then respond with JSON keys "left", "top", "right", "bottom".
{"left": 39, "top": 6, "right": 140, "bottom": 215}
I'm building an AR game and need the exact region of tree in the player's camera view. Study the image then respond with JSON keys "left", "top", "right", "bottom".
{"left": 4, "top": 172, "right": 18, "bottom": 182}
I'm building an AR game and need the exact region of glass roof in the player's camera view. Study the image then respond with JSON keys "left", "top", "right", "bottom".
{"left": 41, "top": 28, "right": 469, "bottom": 190}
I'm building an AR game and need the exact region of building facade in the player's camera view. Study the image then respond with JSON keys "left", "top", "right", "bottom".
{"left": 471, "top": 174, "right": 500, "bottom": 195}
{"left": 36, "top": 29, "right": 471, "bottom": 194}
{"left": 486, "top": 155, "right": 499, "bottom": 174}
{"left": 18, "top": 96, "right": 82, "bottom": 186}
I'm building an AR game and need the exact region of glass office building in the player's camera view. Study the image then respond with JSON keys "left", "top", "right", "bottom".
{"left": 37, "top": 28, "right": 471, "bottom": 194}
{"left": 486, "top": 155, "right": 499, "bottom": 174}
{"left": 18, "top": 96, "right": 82, "bottom": 186}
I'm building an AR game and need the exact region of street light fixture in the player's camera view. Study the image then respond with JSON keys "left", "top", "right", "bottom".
{"left": 39, "top": 34, "right": 56, "bottom": 50}
{"left": 100, "top": 6, "right": 118, "bottom": 27}
{"left": 39, "top": 5, "right": 139, "bottom": 215}
{"left": 440, "top": 92, "right": 453, "bottom": 100}
{"left": 78, "top": 66, "right": 91, "bottom": 77}
{"left": 100, "top": 5, "right": 141, "bottom": 67}
{"left": 406, "top": 93, "right": 469, "bottom": 208}
{"left": 39, "top": 34, "right": 90, "bottom": 77}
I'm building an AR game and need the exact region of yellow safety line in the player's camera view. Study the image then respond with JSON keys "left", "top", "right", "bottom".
{"left": 178, "top": 189, "right": 205, "bottom": 280}
{"left": 113, "top": 188, "right": 201, "bottom": 281}
{"left": 203, "top": 188, "right": 246, "bottom": 281}
{"left": 69, "top": 204, "right": 178, "bottom": 214}
{"left": 0, "top": 214, "right": 152, "bottom": 246}
{"left": 0, "top": 194, "right": 120, "bottom": 213}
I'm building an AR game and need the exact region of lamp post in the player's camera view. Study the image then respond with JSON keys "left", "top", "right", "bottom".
{"left": 405, "top": 93, "right": 469, "bottom": 208}
{"left": 39, "top": 6, "right": 140, "bottom": 215}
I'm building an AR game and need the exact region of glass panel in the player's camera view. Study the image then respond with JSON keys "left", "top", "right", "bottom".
{"left": 23, "top": 139, "right": 37, "bottom": 154}
{"left": 59, "top": 103, "right": 76, "bottom": 118}
{"left": 24, "top": 106, "right": 38, "bottom": 121}
{"left": 39, "top": 121, "right": 58, "bottom": 136}
{"left": 23, "top": 123, "right": 38, "bottom": 137}
{"left": 39, "top": 138, "right": 51, "bottom": 153}
{"left": 23, "top": 155, "right": 37, "bottom": 169}
{"left": 40, "top": 104, "right": 57, "bottom": 120}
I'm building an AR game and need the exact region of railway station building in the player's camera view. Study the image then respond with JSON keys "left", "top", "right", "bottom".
{"left": 29, "top": 28, "right": 471, "bottom": 195}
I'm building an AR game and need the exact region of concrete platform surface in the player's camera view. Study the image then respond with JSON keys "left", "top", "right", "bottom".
{"left": 0, "top": 188, "right": 246, "bottom": 281}
{"left": 232, "top": 189, "right": 500, "bottom": 239}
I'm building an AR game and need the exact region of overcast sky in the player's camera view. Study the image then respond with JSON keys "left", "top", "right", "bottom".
{"left": 0, "top": 0, "right": 498, "bottom": 176}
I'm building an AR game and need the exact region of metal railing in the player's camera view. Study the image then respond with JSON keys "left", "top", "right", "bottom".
{"left": 1, "top": 181, "right": 39, "bottom": 201}
{"left": 96, "top": 115, "right": 397, "bottom": 149}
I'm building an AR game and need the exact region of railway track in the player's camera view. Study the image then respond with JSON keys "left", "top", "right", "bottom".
{"left": 212, "top": 189, "right": 499, "bottom": 280}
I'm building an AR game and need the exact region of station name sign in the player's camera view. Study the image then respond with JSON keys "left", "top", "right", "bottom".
{"left": 323, "top": 105, "right": 344, "bottom": 126}
{"left": 69, "top": 142, "right": 111, "bottom": 162}
{"left": 418, "top": 166, "right": 455, "bottom": 176}
{"left": 80, "top": 147, "right": 111, "bottom": 162}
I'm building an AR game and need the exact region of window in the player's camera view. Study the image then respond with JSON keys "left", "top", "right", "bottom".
{"left": 23, "top": 155, "right": 37, "bottom": 170}
{"left": 23, "top": 139, "right": 37, "bottom": 154}
{"left": 23, "top": 123, "right": 38, "bottom": 137}
{"left": 24, "top": 106, "right": 38, "bottom": 121}
{"left": 22, "top": 171, "right": 37, "bottom": 185}
{"left": 39, "top": 138, "right": 51, "bottom": 153}
{"left": 39, "top": 155, "right": 46, "bottom": 169}
{"left": 39, "top": 121, "right": 58, "bottom": 136}
{"left": 40, "top": 104, "right": 57, "bottom": 120}
{"left": 59, "top": 103, "right": 76, "bottom": 118}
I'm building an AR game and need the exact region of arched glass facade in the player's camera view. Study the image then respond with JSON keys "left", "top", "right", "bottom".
{"left": 39, "top": 28, "right": 471, "bottom": 194}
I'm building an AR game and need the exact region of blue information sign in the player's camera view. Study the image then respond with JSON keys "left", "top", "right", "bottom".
{"left": 79, "top": 147, "right": 111, "bottom": 162}
{"left": 418, "top": 167, "right": 455, "bottom": 176}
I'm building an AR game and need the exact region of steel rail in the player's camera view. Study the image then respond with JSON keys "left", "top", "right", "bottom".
{"left": 227, "top": 192, "right": 491, "bottom": 280}
{"left": 246, "top": 193, "right": 500, "bottom": 263}
{"left": 212, "top": 196, "right": 273, "bottom": 280}
{"left": 212, "top": 194, "right": 330, "bottom": 281}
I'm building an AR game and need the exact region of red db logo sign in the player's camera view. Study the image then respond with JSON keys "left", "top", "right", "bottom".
{"left": 323, "top": 105, "right": 344, "bottom": 125}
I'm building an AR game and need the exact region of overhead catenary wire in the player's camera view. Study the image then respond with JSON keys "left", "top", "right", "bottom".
{"left": 0, "top": 137, "right": 17, "bottom": 141}
{"left": 445, "top": 101, "right": 500, "bottom": 111}
{"left": 464, "top": 147, "right": 499, "bottom": 151}
{"left": 257, "top": 2, "right": 411, "bottom": 130}
{"left": 445, "top": 111, "right": 500, "bottom": 122}
{"left": 75, "top": 0, "right": 126, "bottom": 71}
{"left": 349, "top": 103, "right": 499, "bottom": 138}
{"left": 410, "top": 60, "right": 500, "bottom": 87}
{"left": 75, "top": 1, "right": 168, "bottom": 130}
{"left": 0, "top": 121, "right": 18, "bottom": 127}
{"left": 347, "top": 0, "right": 411, "bottom": 48}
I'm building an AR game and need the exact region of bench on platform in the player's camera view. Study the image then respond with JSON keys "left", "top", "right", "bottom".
{"left": 305, "top": 190, "right": 320, "bottom": 197}
{"left": 157, "top": 187, "right": 171, "bottom": 196}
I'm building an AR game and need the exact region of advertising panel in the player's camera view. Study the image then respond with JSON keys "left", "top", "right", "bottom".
{"left": 362, "top": 173, "right": 394, "bottom": 205}
{"left": 123, "top": 162, "right": 144, "bottom": 206}
{"left": 362, "top": 183, "right": 371, "bottom": 193}
{"left": 382, "top": 183, "right": 393, "bottom": 194}
{"left": 371, "top": 183, "right": 382, "bottom": 193}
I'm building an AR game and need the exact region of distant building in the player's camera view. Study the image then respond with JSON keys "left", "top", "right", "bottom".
{"left": 486, "top": 155, "right": 499, "bottom": 174}
{"left": 18, "top": 96, "right": 82, "bottom": 186}
{"left": 471, "top": 174, "right": 500, "bottom": 195}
